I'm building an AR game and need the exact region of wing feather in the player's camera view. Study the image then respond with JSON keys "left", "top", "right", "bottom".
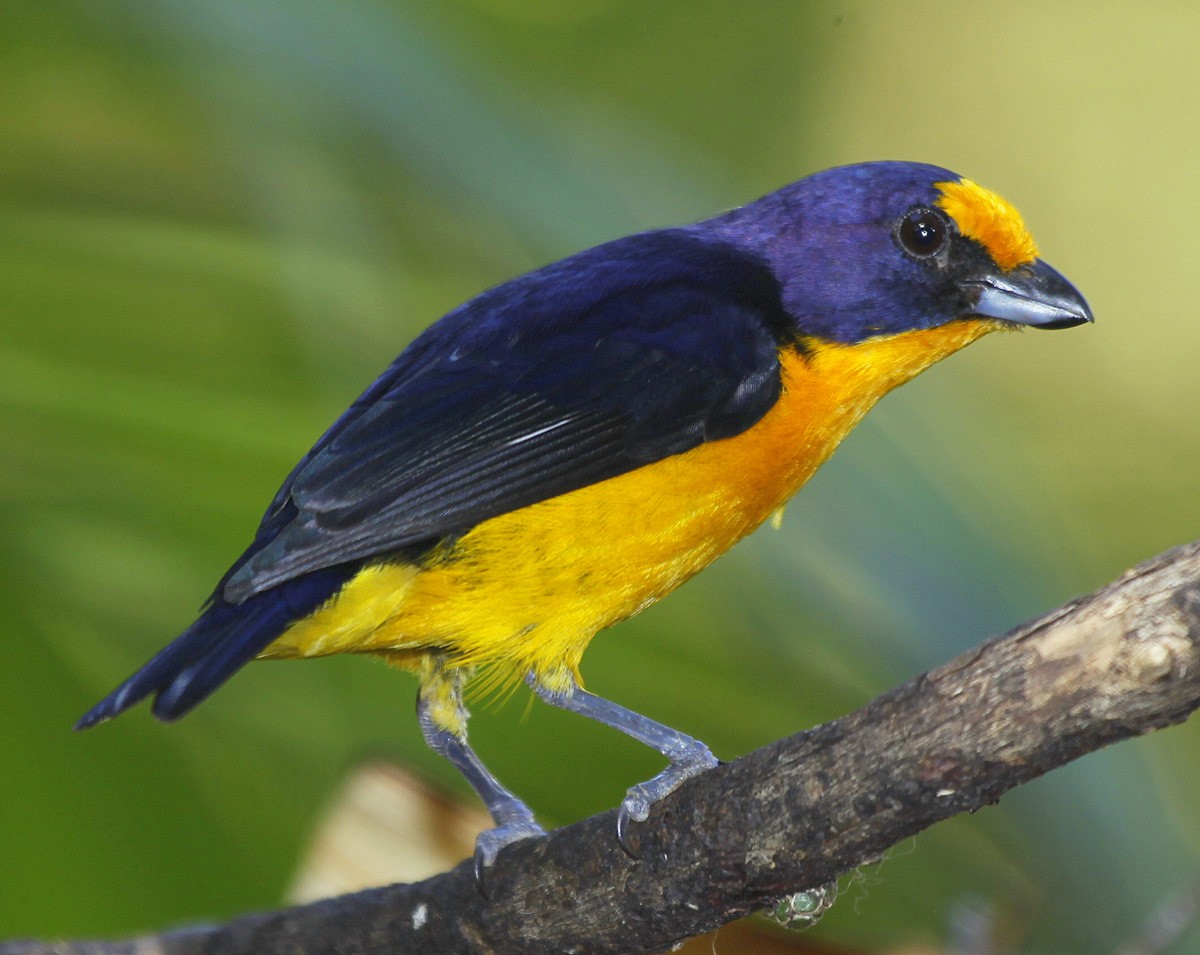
{"left": 222, "top": 230, "right": 793, "bottom": 602}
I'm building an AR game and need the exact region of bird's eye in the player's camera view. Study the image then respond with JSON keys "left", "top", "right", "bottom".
{"left": 897, "top": 208, "right": 948, "bottom": 259}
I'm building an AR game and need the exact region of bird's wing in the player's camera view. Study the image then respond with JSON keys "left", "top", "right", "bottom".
{"left": 222, "top": 231, "right": 792, "bottom": 603}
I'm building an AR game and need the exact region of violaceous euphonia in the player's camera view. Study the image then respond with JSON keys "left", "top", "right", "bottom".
{"left": 77, "top": 161, "right": 1092, "bottom": 873}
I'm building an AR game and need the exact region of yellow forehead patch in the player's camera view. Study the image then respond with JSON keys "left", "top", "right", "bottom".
{"left": 935, "top": 178, "right": 1039, "bottom": 271}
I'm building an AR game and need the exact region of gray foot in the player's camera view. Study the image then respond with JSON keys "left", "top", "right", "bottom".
{"left": 616, "top": 741, "right": 719, "bottom": 855}
{"left": 473, "top": 815, "right": 547, "bottom": 893}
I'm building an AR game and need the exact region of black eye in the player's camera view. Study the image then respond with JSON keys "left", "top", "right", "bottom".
{"left": 897, "top": 207, "right": 948, "bottom": 258}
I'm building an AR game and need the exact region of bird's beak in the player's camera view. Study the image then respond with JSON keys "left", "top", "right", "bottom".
{"left": 964, "top": 258, "right": 1093, "bottom": 329}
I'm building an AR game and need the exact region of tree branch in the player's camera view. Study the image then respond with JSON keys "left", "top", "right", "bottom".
{"left": 7, "top": 541, "right": 1200, "bottom": 955}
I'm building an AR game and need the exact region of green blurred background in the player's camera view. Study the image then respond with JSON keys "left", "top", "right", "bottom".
{"left": 4, "top": 1, "right": 1199, "bottom": 950}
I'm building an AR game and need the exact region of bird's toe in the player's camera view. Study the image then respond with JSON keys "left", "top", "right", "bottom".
{"left": 472, "top": 817, "right": 547, "bottom": 894}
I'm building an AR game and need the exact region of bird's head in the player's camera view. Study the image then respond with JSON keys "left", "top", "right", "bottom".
{"left": 713, "top": 161, "right": 1092, "bottom": 345}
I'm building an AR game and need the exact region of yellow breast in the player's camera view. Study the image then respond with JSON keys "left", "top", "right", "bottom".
{"left": 264, "top": 318, "right": 1000, "bottom": 692}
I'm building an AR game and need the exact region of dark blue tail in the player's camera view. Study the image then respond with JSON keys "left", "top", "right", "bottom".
{"left": 76, "top": 565, "right": 355, "bottom": 729}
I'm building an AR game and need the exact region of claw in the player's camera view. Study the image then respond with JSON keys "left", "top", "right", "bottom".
{"left": 614, "top": 744, "right": 719, "bottom": 857}
{"left": 472, "top": 817, "right": 547, "bottom": 896}
{"left": 615, "top": 806, "right": 642, "bottom": 857}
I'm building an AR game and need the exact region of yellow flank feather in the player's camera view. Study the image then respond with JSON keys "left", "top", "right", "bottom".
{"left": 261, "top": 562, "right": 421, "bottom": 658}
{"left": 935, "top": 178, "right": 1039, "bottom": 271}
{"left": 264, "top": 318, "right": 1002, "bottom": 729}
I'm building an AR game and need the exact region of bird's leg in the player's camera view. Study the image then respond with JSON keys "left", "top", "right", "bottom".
{"left": 526, "top": 671, "right": 718, "bottom": 853}
{"left": 417, "top": 662, "right": 544, "bottom": 883}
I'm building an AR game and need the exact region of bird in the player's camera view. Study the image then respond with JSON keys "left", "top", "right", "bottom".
{"left": 77, "top": 161, "right": 1092, "bottom": 876}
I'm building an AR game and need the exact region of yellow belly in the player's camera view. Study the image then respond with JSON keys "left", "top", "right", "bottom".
{"left": 263, "top": 320, "right": 1000, "bottom": 694}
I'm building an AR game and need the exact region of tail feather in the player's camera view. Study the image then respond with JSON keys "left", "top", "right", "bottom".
{"left": 76, "top": 565, "right": 355, "bottom": 729}
{"left": 149, "top": 602, "right": 286, "bottom": 721}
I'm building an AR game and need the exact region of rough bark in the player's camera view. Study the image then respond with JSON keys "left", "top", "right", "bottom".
{"left": 7, "top": 541, "right": 1200, "bottom": 955}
